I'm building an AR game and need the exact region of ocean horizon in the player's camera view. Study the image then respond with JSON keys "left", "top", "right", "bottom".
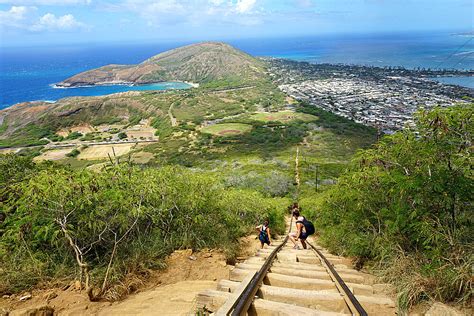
{"left": 1, "top": 31, "right": 473, "bottom": 109}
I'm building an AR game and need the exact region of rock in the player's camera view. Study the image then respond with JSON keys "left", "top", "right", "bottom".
{"left": 18, "top": 293, "right": 32, "bottom": 302}
{"left": 74, "top": 280, "right": 82, "bottom": 291}
{"left": 188, "top": 256, "right": 197, "bottom": 261}
{"left": 425, "top": 302, "right": 465, "bottom": 316}
{"left": 175, "top": 249, "right": 193, "bottom": 257}
{"left": 0, "top": 307, "right": 10, "bottom": 316}
{"left": 42, "top": 292, "right": 57, "bottom": 301}
{"left": 218, "top": 260, "right": 227, "bottom": 267}
{"left": 2, "top": 295, "right": 10, "bottom": 299}
{"left": 203, "top": 253, "right": 212, "bottom": 258}
{"left": 9, "top": 305, "right": 54, "bottom": 316}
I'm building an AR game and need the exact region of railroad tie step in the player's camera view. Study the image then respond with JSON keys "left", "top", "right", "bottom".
{"left": 265, "top": 271, "right": 374, "bottom": 295}
{"left": 259, "top": 285, "right": 351, "bottom": 314}
{"left": 297, "top": 255, "right": 321, "bottom": 264}
{"left": 272, "top": 261, "right": 327, "bottom": 271}
{"left": 269, "top": 267, "right": 332, "bottom": 280}
{"left": 354, "top": 294, "right": 397, "bottom": 315}
{"left": 217, "top": 279, "right": 240, "bottom": 293}
{"left": 252, "top": 298, "right": 351, "bottom": 316}
{"left": 245, "top": 256, "right": 266, "bottom": 264}
{"left": 265, "top": 272, "right": 336, "bottom": 291}
{"left": 276, "top": 252, "right": 298, "bottom": 262}
{"left": 235, "top": 262, "right": 264, "bottom": 270}
{"left": 196, "top": 289, "right": 230, "bottom": 312}
{"left": 230, "top": 267, "right": 257, "bottom": 282}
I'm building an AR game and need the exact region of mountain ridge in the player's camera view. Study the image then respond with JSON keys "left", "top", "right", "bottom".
{"left": 57, "top": 42, "right": 265, "bottom": 87}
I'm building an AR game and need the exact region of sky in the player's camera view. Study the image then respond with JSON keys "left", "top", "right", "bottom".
{"left": 0, "top": 0, "right": 472, "bottom": 47}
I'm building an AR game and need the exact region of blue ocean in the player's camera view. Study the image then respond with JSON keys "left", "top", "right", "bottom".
{"left": 1, "top": 31, "right": 473, "bottom": 109}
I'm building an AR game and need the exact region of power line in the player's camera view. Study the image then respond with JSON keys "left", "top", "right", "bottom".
{"left": 436, "top": 37, "right": 473, "bottom": 69}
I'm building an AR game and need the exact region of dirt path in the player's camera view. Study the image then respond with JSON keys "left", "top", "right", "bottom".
{"left": 1, "top": 240, "right": 263, "bottom": 316}
{"left": 168, "top": 102, "right": 177, "bottom": 127}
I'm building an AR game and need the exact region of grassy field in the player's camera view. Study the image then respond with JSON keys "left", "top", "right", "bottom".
{"left": 200, "top": 123, "right": 253, "bottom": 136}
{"left": 34, "top": 148, "right": 75, "bottom": 161}
{"left": 78, "top": 143, "right": 135, "bottom": 160}
{"left": 250, "top": 111, "right": 318, "bottom": 123}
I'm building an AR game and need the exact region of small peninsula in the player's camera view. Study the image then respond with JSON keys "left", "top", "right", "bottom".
{"left": 56, "top": 42, "right": 264, "bottom": 87}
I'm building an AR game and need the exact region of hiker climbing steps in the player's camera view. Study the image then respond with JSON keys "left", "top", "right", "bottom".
{"left": 196, "top": 218, "right": 396, "bottom": 315}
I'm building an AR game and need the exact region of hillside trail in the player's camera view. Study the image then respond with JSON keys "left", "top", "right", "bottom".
{"left": 168, "top": 102, "right": 178, "bottom": 127}
{"left": 0, "top": 236, "right": 264, "bottom": 316}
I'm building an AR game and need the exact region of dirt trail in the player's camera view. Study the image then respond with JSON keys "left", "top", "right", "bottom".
{"left": 1, "top": 239, "right": 263, "bottom": 316}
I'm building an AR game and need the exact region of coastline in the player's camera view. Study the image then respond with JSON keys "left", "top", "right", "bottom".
{"left": 52, "top": 80, "right": 198, "bottom": 89}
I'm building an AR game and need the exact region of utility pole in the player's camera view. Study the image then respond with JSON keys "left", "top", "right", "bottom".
{"left": 294, "top": 147, "right": 300, "bottom": 201}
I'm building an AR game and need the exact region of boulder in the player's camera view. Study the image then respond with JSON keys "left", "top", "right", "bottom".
{"left": 425, "top": 302, "right": 464, "bottom": 316}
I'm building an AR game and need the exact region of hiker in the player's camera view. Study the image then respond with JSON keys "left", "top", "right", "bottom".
{"left": 289, "top": 210, "right": 315, "bottom": 249}
{"left": 256, "top": 220, "right": 272, "bottom": 249}
{"left": 288, "top": 202, "right": 300, "bottom": 214}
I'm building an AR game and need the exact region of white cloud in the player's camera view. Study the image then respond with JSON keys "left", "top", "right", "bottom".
{"left": 235, "top": 0, "right": 256, "bottom": 13}
{"left": 0, "top": 5, "right": 36, "bottom": 28}
{"left": 30, "top": 12, "right": 86, "bottom": 31}
{"left": 0, "top": 0, "right": 91, "bottom": 5}
{"left": 0, "top": 5, "right": 88, "bottom": 32}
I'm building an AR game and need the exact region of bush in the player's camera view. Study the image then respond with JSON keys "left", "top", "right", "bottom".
{"left": 0, "top": 161, "right": 285, "bottom": 298}
{"left": 66, "top": 131, "right": 83, "bottom": 140}
{"left": 117, "top": 132, "right": 127, "bottom": 140}
{"left": 66, "top": 149, "right": 80, "bottom": 157}
{"left": 312, "top": 105, "right": 473, "bottom": 309}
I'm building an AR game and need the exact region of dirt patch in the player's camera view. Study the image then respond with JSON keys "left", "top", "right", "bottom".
{"left": 34, "top": 148, "right": 74, "bottom": 161}
{"left": 218, "top": 129, "right": 241, "bottom": 135}
{"left": 57, "top": 124, "right": 95, "bottom": 137}
{"left": 0, "top": 249, "right": 231, "bottom": 316}
{"left": 126, "top": 127, "right": 156, "bottom": 139}
{"left": 78, "top": 144, "right": 134, "bottom": 160}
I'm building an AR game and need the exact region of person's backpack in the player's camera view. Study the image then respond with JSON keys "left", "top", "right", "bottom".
{"left": 299, "top": 217, "right": 315, "bottom": 235}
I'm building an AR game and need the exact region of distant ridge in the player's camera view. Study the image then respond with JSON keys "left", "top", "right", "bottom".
{"left": 57, "top": 42, "right": 265, "bottom": 87}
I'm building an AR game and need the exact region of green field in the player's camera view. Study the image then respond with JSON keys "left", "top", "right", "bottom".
{"left": 250, "top": 111, "right": 317, "bottom": 123}
{"left": 200, "top": 123, "right": 253, "bottom": 136}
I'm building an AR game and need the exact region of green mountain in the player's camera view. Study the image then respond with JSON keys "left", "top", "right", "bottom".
{"left": 57, "top": 42, "right": 265, "bottom": 87}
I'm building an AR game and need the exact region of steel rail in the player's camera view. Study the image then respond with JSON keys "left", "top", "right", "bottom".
{"left": 307, "top": 241, "right": 368, "bottom": 316}
{"left": 227, "top": 217, "right": 293, "bottom": 316}
{"left": 223, "top": 216, "right": 367, "bottom": 316}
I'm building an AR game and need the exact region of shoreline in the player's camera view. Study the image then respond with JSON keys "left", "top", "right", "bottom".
{"left": 52, "top": 80, "right": 198, "bottom": 89}
{"left": 1, "top": 81, "right": 198, "bottom": 110}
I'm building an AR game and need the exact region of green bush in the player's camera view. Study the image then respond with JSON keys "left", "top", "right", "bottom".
{"left": 66, "top": 149, "right": 80, "bottom": 157}
{"left": 66, "top": 131, "right": 83, "bottom": 140}
{"left": 0, "top": 160, "right": 285, "bottom": 298}
{"left": 312, "top": 105, "right": 473, "bottom": 309}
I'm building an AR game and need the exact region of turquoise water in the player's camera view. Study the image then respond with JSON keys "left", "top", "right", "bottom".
{"left": 430, "top": 76, "right": 474, "bottom": 89}
{"left": 51, "top": 81, "right": 192, "bottom": 98}
{"left": 1, "top": 32, "right": 473, "bottom": 108}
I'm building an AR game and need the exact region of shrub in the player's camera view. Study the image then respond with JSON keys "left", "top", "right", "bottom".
{"left": 66, "top": 131, "right": 83, "bottom": 140}
{"left": 0, "top": 161, "right": 285, "bottom": 299}
{"left": 312, "top": 105, "right": 473, "bottom": 309}
{"left": 66, "top": 149, "right": 80, "bottom": 157}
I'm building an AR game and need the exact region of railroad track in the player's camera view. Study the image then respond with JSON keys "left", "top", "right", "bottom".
{"left": 196, "top": 219, "right": 396, "bottom": 315}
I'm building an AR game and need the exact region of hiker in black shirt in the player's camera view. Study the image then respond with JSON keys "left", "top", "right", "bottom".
{"left": 289, "top": 210, "right": 315, "bottom": 249}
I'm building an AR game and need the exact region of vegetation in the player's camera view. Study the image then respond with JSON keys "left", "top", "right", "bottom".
{"left": 65, "top": 131, "right": 83, "bottom": 140}
{"left": 66, "top": 148, "right": 81, "bottom": 157}
{"left": 200, "top": 123, "right": 253, "bottom": 136}
{"left": 0, "top": 156, "right": 286, "bottom": 299}
{"left": 307, "top": 105, "right": 472, "bottom": 309}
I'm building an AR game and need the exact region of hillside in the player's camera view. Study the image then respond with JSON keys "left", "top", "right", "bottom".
{"left": 57, "top": 42, "right": 265, "bottom": 87}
